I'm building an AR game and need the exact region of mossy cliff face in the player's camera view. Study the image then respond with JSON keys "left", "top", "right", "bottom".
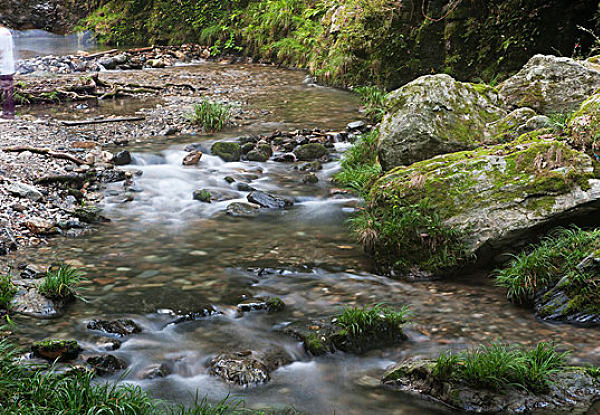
{"left": 377, "top": 74, "right": 506, "bottom": 169}
{"left": 365, "top": 137, "right": 600, "bottom": 275}
{"left": 0, "top": 0, "right": 94, "bottom": 33}
{"left": 82, "top": 0, "right": 599, "bottom": 88}
{"left": 567, "top": 91, "right": 600, "bottom": 158}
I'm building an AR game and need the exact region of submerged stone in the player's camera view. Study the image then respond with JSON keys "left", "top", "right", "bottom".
{"left": 87, "top": 319, "right": 142, "bottom": 337}
{"left": 226, "top": 202, "right": 260, "bottom": 218}
{"left": 86, "top": 354, "right": 128, "bottom": 375}
{"left": 247, "top": 191, "right": 293, "bottom": 209}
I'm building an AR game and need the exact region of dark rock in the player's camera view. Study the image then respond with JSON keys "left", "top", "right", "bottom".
{"left": 247, "top": 191, "right": 293, "bottom": 209}
{"left": 167, "top": 305, "right": 222, "bottom": 325}
{"left": 86, "top": 354, "right": 127, "bottom": 375}
{"left": 224, "top": 176, "right": 236, "bottom": 184}
{"left": 302, "top": 173, "right": 319, "bottom": 184}
{"left": 113, "top": 151, "right": 132, "bottom": 166}
{"left": 241, "top": 142, "right": 255, "bottom": 155}
{"left": 294, "top": 143, "right": 328, "bottom": 161}
{"left": 246, "top": 150, "right": 269, "bottom": 162}
{"left": 211, "top": 142, "right": 241, "bottom": 162}
{"left": 382, "top": 360, "right": 600, "bottom": 414}
{"left": 87, "top": 319, "right": 142, "bottom": 337}
{"left": 97, "top": 170, "right": 127, "bottom": 183}
{"left": 299, "top": 161, "right": 323, "bottom": 172}
{"left": 257, "top": 143, "right": 273, "bottom": 157}
{"left": 265, "top": 297, "right": 285, "bottom": 312}
{"left": 32, "top": 339, "right": 81, "bottom": 362}
{"left": 183, "top": 151, "right": 202, "bottom": 166}
{"left": 72, "top": 206, "right": 105, "bottom": 223}
{"left": 236, "top": 182, "right": 255, "bottom": 192}
{"left": 226, "top": 202, "right": 260, "bottom": 218}
{"left": 184, "top": 143, "right": 210, "bottom": 153}
{"left": 140, "top": 363, "right": 172, "bottom": 379}
{"left": 208, "top": 351, "right": 271, "bottom": 386}
{"left": 273, "top": 153, "right": 297, "bottom": 163}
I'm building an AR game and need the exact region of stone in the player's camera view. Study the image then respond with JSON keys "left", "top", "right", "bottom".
{"left": 211, "top": 142, "right": 241, "bottom": 162}
{"left": 87, "top": 319, "right": 142, "bottom": 337}
{"left": 247, "top": 191, "right": 293, "bottom": 209}
{"left": 567, "top": 92, "right": 600, "bottom": 158}
{"left": 167, "top": 305, "right": 222, "bottom": 325}
{"left": 86, "top": 354, "right": 128, "bottom": 375}
{"left": 302, "top": 173, "right": 319, "bottom": 184}
{"left": 10, "top": 278, "right": 66, "bottom": 318}
{"left": 241, "top": 142, "right": 255, "bottom": 154}
{"left": 226, "top": 202, "right": 260, "bottom": 218}
{"left": 377, "top": 74, "right": 506, "bottom": 170}
{"left": 32, "top": 339, "right": 81, "bottom": 362}
{"left": 294, "top": 143, "right": 328, "bottom": 161}
{"left": 246, "top": 150, "right": 269, "bottom": 162}
{"left": 367, "top": 137, "right": 600, "bottom": 276}
{"left": 25, "top": 218, "right": 56, "bottom": 235}
{"left": 382, "top": 360, "right": 600, "bottom": 414}
{"left": 7, "top": 181, "right": 43, "bottom": 201}
{"left": 192, "top": 189, "right": 212, "bottom": 203}
{"left": 139, "top": 363, "right": 172, "bottom": 379}
{"left": 499, "top": 54, "right": 600, "bottom": 115}
{"left": 182, "top": 151, "right": 202, "bottom": 166}
{"left": 347, "top": 120, "right": 366, "bottom": 131}
{"left": 209, "top": 351, "right": 278, "bottom": 386}
{"left": 113, "top": 151, "right": 132, "bottom": 166}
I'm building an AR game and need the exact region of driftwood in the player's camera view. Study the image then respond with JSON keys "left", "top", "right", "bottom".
{"left": 35, "top": 173, "right": 86, "bottom": 185}
{"left": 2, "top": 146, "right": 86, "bottom": 165}
{"left": 84, "top": 49, "right": 119, "bottom": 59}
{"left": 60, "top": 116, "right": 145, "bottom": 127}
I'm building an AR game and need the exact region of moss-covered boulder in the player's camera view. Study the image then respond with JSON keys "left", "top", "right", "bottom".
{"left": 361, "top": 136, "right": 600, "bottom": 277}
{"left": 32, "top": 339, "right": 81, "bottom": 362}
{"left": 377, "top": 74, "right": 506, "bottom": 170}
{"left": 566, "top": 92, "right": 600, "bottom": 159}
{"left": 211, "top": 142, "right": 241, "bottom": 162}
{"left": 294, "top": 143, "right": 328, "bottom": 161}
{"left": 499, "top": 55, "right": 600, "bottom": 115}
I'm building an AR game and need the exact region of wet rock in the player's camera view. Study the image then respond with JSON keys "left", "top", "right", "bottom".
{"left": 86, "top": 354, "right": 128, "bottom": 375}
{"left": 212, "top": 142, "right": 241, "bottom": 162}
{"left": 167, "top": 305, "right": 222, "bottom": 325}
{"left": 87, "top": 319, "right": 142, "bottom": 337}
{"left": 139, "top": 363, "right": 172, "bottom": 379}
{"left": 378, "top": 74, "right": 506, "bottom": 170}
{"left": 209, "top": 351, "right": 271, "bottom": 386}
{"left": 113, "top": 151, "right": 132, "bottom": 166}
{"left": 7, "top": 181, "right": 43, "bottom": 202}
{"left": 25, "top": 217, "right": 57, "bottom": 235}
{"left": 19, "top": 264, "right": 45, "bottom": 279}
{"left": 32, "top": 339, "right": 81, "bottom": 362}
{"left": 382, "top": 360, "right": 600, "bottom": 414}
{"left": 294, "top": 143, "right": 328, "bottom": 161}
{"left": 347, "top": 120, "right": 366, "bottom": 131}
{"left": 184, "top": 143, "right": 210, "bottom": 153}
{"left": 266, "top": 297, "right": 285, "bottom": 312}
{"left": 10, "top": 278, "right": 66, "bottom": 318}
{"left": 499, "top": 54, "right": 600, "bottom": 114}
{"left": 273, "top": 153, "right": 297, "bottom": 163}
{"left": 247, "top": 150, "right": 270, "bottom": 162}
{"left": 236, "top": 182, "right": 255, "bottom": 192}
{"left": 97, "top": 169, "right": 127, "bottom": 183}
{"left": 241, "top": 142, "right": 255, "bottom": 155}
{"left": 72, "top": 206, "right": 105, "bottom": 224}
{"left": 226, "top": 202, "right": 260, "bottom": 218}
{"left": 160, "top": 126, "right": 179, "bottom": 136}
{"left": 183, "top": 151, "right": 202, "bottom": 166}
{"left": 247, "top": 191, "right": 293, "bottom": 209}
{"left": 299, "top": 161, "right": 323, "bottom": 172}
{"left": 224, "top": 176, "right": 236, "bottom": 184}
{"left": 193, "top": 189, "right": 212, "bottom": 203}
{"left": 302, "top": 173, "right": 319, "bottom": 184}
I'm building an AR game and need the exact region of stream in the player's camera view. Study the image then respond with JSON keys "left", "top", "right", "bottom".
{"left": 8, "top": 61, "right": 600, "bottom": 415}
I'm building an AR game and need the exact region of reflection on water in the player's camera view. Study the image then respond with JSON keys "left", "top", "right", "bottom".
{"left": 6, "top": 64, "right": 600, "bottom": 415}
{"left": 13, "top": 29, "right": 104, "bottom": 59}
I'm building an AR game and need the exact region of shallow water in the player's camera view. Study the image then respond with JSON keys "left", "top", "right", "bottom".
{"left": 13, "top": 29, "right": 103, "bottom": 59}
{"left": 7, "top": 64, "right": 600, "bottom": 415}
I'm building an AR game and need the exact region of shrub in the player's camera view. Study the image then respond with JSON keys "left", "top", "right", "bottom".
{"left": 38, "top": 264, "right": 82, "bottom": 300}
{"left": 188, "top": 101, "right": 231, "bottom": 132}
{"left": 335, "top": 303, "right": 409, "bottom": 338}
{"left": 432, "top": 342, "right": 569, "bottom": 393}
{"left": 354, "top": 86, "right": 387, "bottom": 124}
{"left": 334, "top": 129, "right": 382, "bottom": 197}
{"left": 496, "top": 227, "right": 600, "bottom": 304}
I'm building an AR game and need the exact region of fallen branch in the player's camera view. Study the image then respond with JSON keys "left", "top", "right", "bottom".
{"left": 2, "top": 146, "right": 86, "bottom": 165}
{"left": 59, "top": 116, "right": 145, "bottom": 126}
{"left": 35, "top": 173, "right": 86, "bottom": 185}
{"left": 84, "top": 49, "right": 119, "bottom": 59}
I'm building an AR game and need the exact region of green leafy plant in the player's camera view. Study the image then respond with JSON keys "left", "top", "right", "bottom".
{"left": 335, "top": 303, "right": 409, "bottom": 338}
{"left": 38, "top": 265, "right": 83, "bottom": 301}
{"left": 334, "top": 129, "right": 382, "bottom": 196}
{"left": 432, "top": 342, "right": 569, "bottom": 393}
{"left": 187, "top": 100, "right": 231, "bottom": 132}
{"left": 354, "top": 86, "right": 387, "bottom": 124}
{"left": 0, "top": 271, "right": 17, "bottom": 309}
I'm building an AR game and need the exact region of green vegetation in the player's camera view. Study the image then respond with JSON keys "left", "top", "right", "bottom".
{"left": 354, "top": 86, "right": 387, "bottom": 124}
{"left": 496, "top": 227, "right": 600, "bottom": 306}
{"left": 0, "top": 272, "right": 17, "bottom": 310}
{"left": 0, "top": 339, "right": 298, "bottom": 414}
{"left": 335, "top": 129, "right": 382, "bottom": 197}
{"left": 187, "top": 100, "right": 231, "bottom": 132}
{"left": 38, "top": 264, "right": 83, "bottom": 301}
{"left": 335, "top": 303, "right": 409, "bottom": 338}
{"left": 432, "top": 342, "right": 569, "bottom": 393}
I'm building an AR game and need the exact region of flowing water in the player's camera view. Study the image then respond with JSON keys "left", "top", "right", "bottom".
{"left": 8, "top": 63, "right": 600, "bottom": 415}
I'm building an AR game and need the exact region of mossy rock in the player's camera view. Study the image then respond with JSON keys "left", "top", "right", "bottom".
{"left": 247, "top": 150, "right": 270, "bottom": 162}
{"left": 32, "top": 339, "right": 81, "bottom": 362}
{"left": 377, "top": 74, "right": 506, "bottom": 170}
{"left": 193, "top": 189, "right": 212, "bottom": 203}
{"left": 364, "top": 136, "right": 600, "bottom": 276}
{"left": 566, "top": 92, "right": 600, "bottom": 159}
{"left": 265, "top": 297, "right": 285, "bottom": 312}
{"left": 499, "top": 55, "right": 600, "bottom": 115}
{"left": 294, "top": 143, "right": 328, "bottom": 161}
{"left": 211, "top": 142, "right": 241, "bottom": 162}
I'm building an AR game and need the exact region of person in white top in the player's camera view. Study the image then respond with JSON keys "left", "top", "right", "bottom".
{"left": 0, "top": 15, "right": 15, "bottom": 119}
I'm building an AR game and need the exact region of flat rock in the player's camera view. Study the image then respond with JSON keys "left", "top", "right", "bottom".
{"left": 87, "top": 319, "right": 142, "bottom": 337}
{"left": 226, "top": 202, "right": 260, "bottom": 218}
{"left": 247, "top": 191, "right": 293, "bottom": 209}
{"left": 7, "top": 181, "right": 43, "bottom": 201}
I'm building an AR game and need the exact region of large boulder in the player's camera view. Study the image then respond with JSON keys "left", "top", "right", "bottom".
{"left": 377, "top": 74, "right": 506, "bottom": 170}
{"left": 364, "top": 136, "right": 600, "bottom": 277}
{"left": 566, "top": 92, "right": 600, "bottom": 158}
{"left": 499, "top": 55, "right": 600, "bottom": 115}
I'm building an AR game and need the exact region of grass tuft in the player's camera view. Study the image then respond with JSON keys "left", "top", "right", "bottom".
{"left": 38, "top": 264, "right": 83, "bottom": 301}
{"left": 432, "top": 342, "right": 568, "bottom": 393}
{"left": 335, "top": 303, "right": 409, "bottom": 338}
{"left": 334, "top": 129, "right": 382, "bottom": 197}
{"left": 188, "top": 100, "right": 231, "bottom": 133}
{"left": 354, "top": 86, "right": 387, "bottom": 124}
{"left": 0, "top": 271, "right": 17, "bottom": 309}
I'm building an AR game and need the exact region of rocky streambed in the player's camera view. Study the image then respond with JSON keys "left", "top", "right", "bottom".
{"left": 4, "top": 52, "right": 600, "bottom": 415}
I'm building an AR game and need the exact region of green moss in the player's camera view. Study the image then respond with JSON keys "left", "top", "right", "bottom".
{"left": 265, "top": 297, "right": 285, "bottom": 312}
{"left": 304, "top": 333, "right": 326, "bottom": 356}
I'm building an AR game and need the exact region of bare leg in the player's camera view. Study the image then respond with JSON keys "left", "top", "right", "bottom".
{"left": 0, "top": 75, "right": 14, "bottom": 119}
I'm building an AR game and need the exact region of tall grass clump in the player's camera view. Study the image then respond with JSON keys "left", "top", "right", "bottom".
{"left": 354, "top": 86, "right": 387, "bottom": 124}
{"left": 432, "top": 342, "right": 569, "bottom": 393}
{"left": 496, "top": 227, "right": 600, "bottom": 304}
{"left": 0, "top": 271, "right": 17, "bottom": 309}
{"left": 38, "top": 264, "right": 83, "bottom": 300}
{"left": 334, "top": 129, "right": 382, "bottom": 197}
{"left": 188, "top": 100, "right": 231, "bottom": 132}
{"left": 336, "top": 303, "right": 410, "bottom": 338}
